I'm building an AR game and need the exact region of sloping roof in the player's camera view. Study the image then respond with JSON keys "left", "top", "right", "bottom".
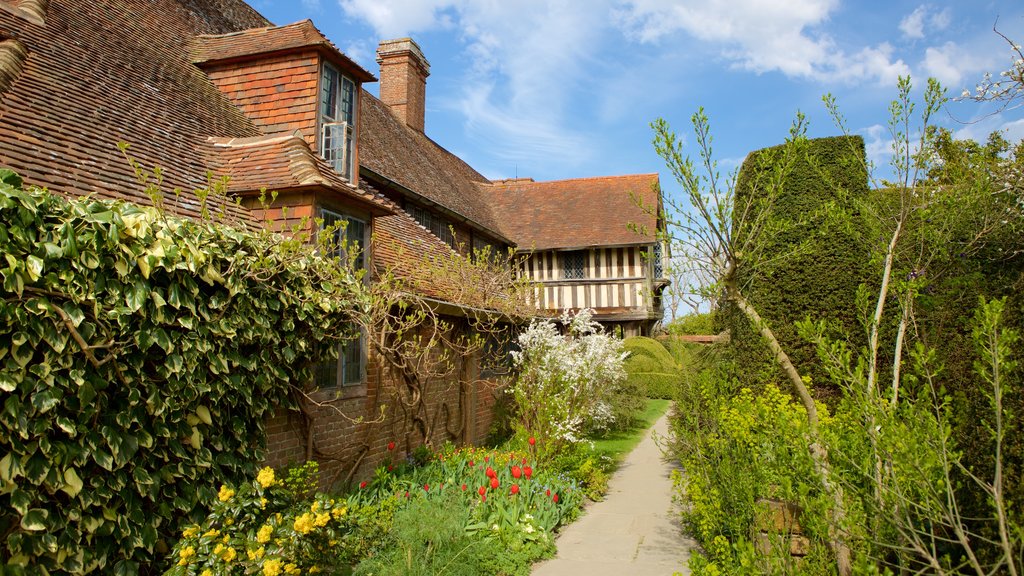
{"left": 191, "top": 19, "right": 374, "bottom": 82}
{"left": 372, "top": 211, "right": 458, "bottom": 302}
{"left": 359, "top": 92, "right": 510, "bottom": 241}
{"left": 204, "top": 133, "right": 394, "bottom": 214}
{"left": 484, "top": 174, "right": 661, "bottom": 251}
{"left": 0, "top": 0, "right": 270, "bottom": 222}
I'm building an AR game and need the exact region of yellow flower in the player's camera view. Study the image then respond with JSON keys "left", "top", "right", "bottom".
{"left": 309, "top": 567, "right": 321, "bottom": 574}
{"left": 203, "top": 528, "right": 220, "bottom": 538}
{"left": 222, "top": 547, "right": 237, "bottom": 563}
{"left": 177, "top": 545, "right": 196, "bottom": 566}
{"left": 226, "top": 518, "right": 234, "bottom": 526}
{"left": 247, "top": 546, "right": 265, "bottom": 561}
{"left": 257, "top": 524, "right": 273, "bottom": 544}
{"left": 331, "top": 506, "right": 347, "bottom": 519}
{"left": 285, "top": 563, "right": 300, "bottom": 575}
{"left": 314, "top": 512, "right": 330, "bottom": 527}
{"left": 182, "top": 525, "right": 200, "bottom": 539}
{"left": 201, "top": 571, "right": 213, "bottom": 576}
{"left": 310, "top": 501, "right": 321, "bottom": 513}
{"left": 263, "top": 559, "right": 283, "bottom": 576}
{"left": 260, "top": 497, "right": 268, "bottom": 509}
{"left": 293, "top": 513, "right": 315, "bottom": 535}
{"left": 218, "top": 485, "right": 235, "bottom": 502}
{"left": 257, "top": 467, "right": 276, "bottom": 488}
{"left": 213, "top": 543, "right": 224, "bottom": 555}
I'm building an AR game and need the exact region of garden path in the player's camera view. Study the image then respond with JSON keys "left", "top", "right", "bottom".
{"left": 531, "top": 409, "right": 698, "bottom": 575}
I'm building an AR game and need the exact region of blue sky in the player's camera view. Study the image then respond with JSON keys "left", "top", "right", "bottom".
{"left": 250, "top": 0, "right": 1024, "bottom": 187}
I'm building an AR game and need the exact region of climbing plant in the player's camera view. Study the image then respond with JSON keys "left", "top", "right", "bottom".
{"left": 0, "top": 169, "right": 367, "bottom": 574}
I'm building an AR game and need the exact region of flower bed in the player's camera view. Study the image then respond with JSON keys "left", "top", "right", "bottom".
{"left": 165, "top": 445, "right": 584, "bottom": 575}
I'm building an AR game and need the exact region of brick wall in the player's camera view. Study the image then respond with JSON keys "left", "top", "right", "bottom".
{"left": 203, "top": 52, "right": 321, "bottom": 149}
{"left": 263, "top": 323, "right": 509, "bottom": 489}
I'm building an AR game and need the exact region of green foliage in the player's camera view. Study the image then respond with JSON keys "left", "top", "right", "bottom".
{"left": 666, "top": 312, "right": 715, "bottom": 336}
{"left": 623, "top": 336, "right": 683, "bottom": 399}
{"left": 165, "top": 463, "right": 393, "bottom": 575}
{"left": 719, "top": 135, "right": 872, "bottom": 395}
{"left": 0, "top": 177, "right": 365, "bottom": 573}
{"left": 348, "top": 444, "right": 583, "bottom": 575}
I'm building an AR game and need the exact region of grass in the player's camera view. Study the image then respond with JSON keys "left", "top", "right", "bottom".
{"left": 590, "top": 398, "right": 671, "bottom": 463}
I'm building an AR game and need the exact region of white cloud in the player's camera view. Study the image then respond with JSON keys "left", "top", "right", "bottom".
{"left": 613, "top": 0, "right": 908, "bottom": 84}
{"left": 337, "top": 0, "right": 456, "bottom": 39}
{"left": 922, "top": 41, "right": 998, "bottom": 90}
{"left": 899, "top": 5, "right": 953, "bottom": 40}
{"left": 338, "top": 0, "right": 611, "bottom": 172}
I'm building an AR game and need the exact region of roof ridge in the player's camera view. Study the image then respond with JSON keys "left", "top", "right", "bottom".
{"left": 482, "top": 173, "right": 658, "bottom": 187}
{"left": 193, "top": 18, "right": 313, "bottom": 40}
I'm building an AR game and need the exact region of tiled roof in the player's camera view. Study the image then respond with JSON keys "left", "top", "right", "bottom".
{"left": 0, "top": 0, "right": 270, "bottom": 222}
{"left": 485, "top": 174, "right": 661, "bottom": 251}
{"left": 192, "top": 19, "right": 375, "bottom": 82}
{"left": 372, "top": 210, "right": 459, "bottom": 302}
{"left": 359, "top": 93, "right": 510, "bottom": 242}
{"left": 204, "top": 133, "right": 394, "bottom": 214}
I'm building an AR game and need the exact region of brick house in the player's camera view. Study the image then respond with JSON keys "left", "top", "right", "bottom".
{"left": 0, "top": 0, "right": 666, "bottom": 482}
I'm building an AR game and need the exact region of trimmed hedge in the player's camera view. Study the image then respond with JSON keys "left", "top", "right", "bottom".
{"left": 623, "top": 336, "right": 682, "bottom": 399}
{"left": 0, "top": 172, "right": 363, "bottom": 574}
{"left": 718, "top": 135, "right": 872, "bottom": 394}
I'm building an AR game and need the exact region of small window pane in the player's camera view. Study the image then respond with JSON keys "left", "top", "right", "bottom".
{"left": 653, "top": 242, "right": 664, "bottom": 279}
{"left": 563, "top": 251, "right": 585, "bottom": 280}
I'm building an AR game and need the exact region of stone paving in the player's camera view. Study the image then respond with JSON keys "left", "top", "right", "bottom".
{"left": 532, "top": 409, "right": 699, "bottom": 576}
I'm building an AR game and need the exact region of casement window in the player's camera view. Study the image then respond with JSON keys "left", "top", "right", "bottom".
{"left": 472, "top": 236, "right": 502, "bottom": 263}
{"left": 406, "top": 203, "right": 456, "bottom": 248}
{"left": 652, "top": 241, "right": 664, "bottom": 279}
{"left": 562, "top": 250, "right": 586, "bottom": 280}
{"left": 314, "top": 208, "right": 366, "bottom": 388}
{"left": 320, "top": 62, "right": 356, "bottom": 181}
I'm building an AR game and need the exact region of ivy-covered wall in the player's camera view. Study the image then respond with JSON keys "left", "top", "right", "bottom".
{"left": 718, "top": 136, "right": 872, "bottom": 395}
{"left": 0, "top": 171, "right": 364, "bottom": 574}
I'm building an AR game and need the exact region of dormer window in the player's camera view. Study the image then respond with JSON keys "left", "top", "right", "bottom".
{"left": 320, "top": 62, "right": 356, "bottom": 180}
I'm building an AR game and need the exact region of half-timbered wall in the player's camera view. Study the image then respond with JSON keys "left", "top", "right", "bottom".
{"left": 521, "top": 246, "right": 654, "bottom": 312}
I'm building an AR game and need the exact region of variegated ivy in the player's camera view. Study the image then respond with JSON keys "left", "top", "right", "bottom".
{"left": 0, "top": 170, "right": 367, "bottom": 574}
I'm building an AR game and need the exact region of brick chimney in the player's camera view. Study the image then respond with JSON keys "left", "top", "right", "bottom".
{"left": 376, "top": 38, "right": 430, "bottom": 133}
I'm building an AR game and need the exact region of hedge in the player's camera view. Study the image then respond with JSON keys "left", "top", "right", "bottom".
{"left": 0, "top": 171, "right": 364, "bottom": 574}
{"left": 623, "top": 336, "right": 682, "bottom": 399}
{"left": 717, "top": 135, "right": 872, "bottom": 394}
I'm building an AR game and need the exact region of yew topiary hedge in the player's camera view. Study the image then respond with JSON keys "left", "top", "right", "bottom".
{"left": 0, "top": 171, "right": 364, "bottom": 574}
{"left": 718, "top": 136, "right": 873, "bottom": 395}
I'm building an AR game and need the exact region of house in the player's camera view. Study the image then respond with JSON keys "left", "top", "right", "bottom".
{"left": 0, "top": 0, "right": 666, "bottom": 481}
{"left": 488, "top": 175, "right": 667, "bottom": 337}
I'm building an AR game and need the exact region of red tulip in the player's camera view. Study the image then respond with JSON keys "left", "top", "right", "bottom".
{"left": 481, "top": 494, "right": 487, "bottom": 502}
{"left": 528, "top": 437, "right": 536, "bottom": 446}
{"left": 511, "top": 466, "right": 522, "bottom": 479}
{"left": 490, "top": 477, "right": 499, "bottom": 490}
{"left": 359, "top": 481, "right": 367, "bottom": 489}
{"left": 522, "top": 457, "right": 527, "bottom": 465}
{"left": 461, "top": 484, "right": 467, "bottom": 491}
{"left": 484, "top": 456, "right": 490, "bottom": 463}
{"left": 485, "top": 467, "right": 496, "bottom": 478}
{"left": 553, "top": 494, "right": 559, "bottom": 503}
{"left": 510, "top": 484, "right": 520, "bottom": 495}
{"left": 524, "top": 466, "right": 533, "bottom": 479}
{"left": 468, "top": 460, "right": 475, "bottom": 467}
{"left": 405, "top": 491, "right": 409, "bottom": 498}
{"left": 387, "top": 465, "right": 393, "bottom": 472}
{"left": 545, "top": 489, "right": 551, "bottom": 496}
{"left": 387, "top": 441, "right": 396, "bottom": 451}
{"left": 424, "top": 484, "right": 430, "bottom": 491}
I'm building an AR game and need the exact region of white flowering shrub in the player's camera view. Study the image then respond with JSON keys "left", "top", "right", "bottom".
{"left": 510, "top": 309, "right": 628, "bottom": 460}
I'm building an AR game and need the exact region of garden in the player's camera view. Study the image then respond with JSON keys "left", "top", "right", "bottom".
{"left": 654, "top": 70, "right": 1024, "bottom": 575}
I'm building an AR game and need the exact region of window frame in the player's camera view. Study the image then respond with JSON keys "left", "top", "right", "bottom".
{"left": 313, "top": 207, "right": 368, "bottom": 391}
{"left": 561, "top": 250, "right": 586, "bottom": 280}
{"left": 319, "top": 61, "right": 357, "bottom": 182}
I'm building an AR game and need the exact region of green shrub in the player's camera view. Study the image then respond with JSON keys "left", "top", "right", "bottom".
{"left": 0, "top": 172, "right": 365, "bottom": 573}
{"left": 666, "top": 312, "right": 715, "bottom": 335}
{"left": 166, "top": 463, "right": 394, "bottom": 575}
{"left": 623, "top": 336, "right": 683, "bottom": 399}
